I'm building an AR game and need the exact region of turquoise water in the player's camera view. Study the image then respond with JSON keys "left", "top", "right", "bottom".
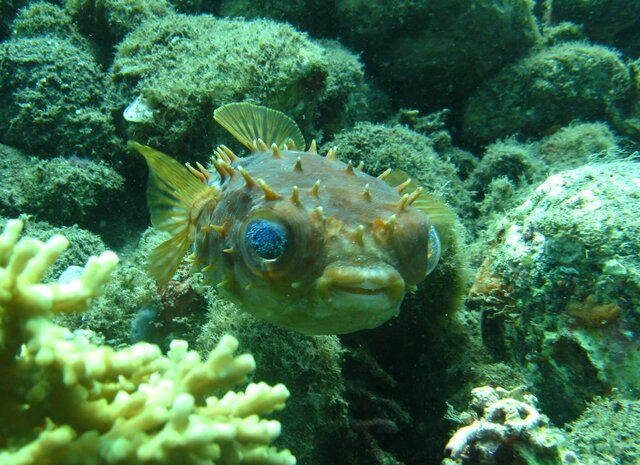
{"left": 1, "top": 1, "right": 639, "bottom": 464}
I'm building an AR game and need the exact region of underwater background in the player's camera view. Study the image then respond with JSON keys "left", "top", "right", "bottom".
{"left": 1, "top": 0, "right": 640, "bottom": 464}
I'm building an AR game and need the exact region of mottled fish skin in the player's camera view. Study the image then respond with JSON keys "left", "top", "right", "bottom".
{"left": 193, "top": 147, "right": 431, "bottom": 334}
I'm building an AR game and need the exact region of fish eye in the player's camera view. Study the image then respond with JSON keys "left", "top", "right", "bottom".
{"left": 244, "top": 218, "right": 289, "bottom": 261}
{"left": 425, "top": 224, "right": 441, "bottom": 276}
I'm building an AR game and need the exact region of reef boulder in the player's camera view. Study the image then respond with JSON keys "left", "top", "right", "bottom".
{"left": 462, "top": 43, "right": 634, "bottom": 146}
{"left": 470, "top": 161, "right": 640, "bottom": 423}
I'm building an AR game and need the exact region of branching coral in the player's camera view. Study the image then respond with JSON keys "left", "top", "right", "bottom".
{"left": 0, "top": 219, "right": 295, "bottom": 465}
{"left": 443, "top": 386, "right": 576, "bottom": 465}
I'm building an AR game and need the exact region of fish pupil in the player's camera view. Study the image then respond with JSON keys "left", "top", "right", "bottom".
{"left": 245, "top": 219, "right": 288, "bottom": 260}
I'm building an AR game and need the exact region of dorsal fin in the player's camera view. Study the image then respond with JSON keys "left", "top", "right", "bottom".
{"left": 383, "top": 169, "right": 455, "bottom": 252}
{"left": 214, "top": 102, "right": 305, "bottom": 152}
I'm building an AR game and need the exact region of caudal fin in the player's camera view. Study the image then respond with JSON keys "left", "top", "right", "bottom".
{"left": 130, "top": 141, "right": 216, "bottom": 285}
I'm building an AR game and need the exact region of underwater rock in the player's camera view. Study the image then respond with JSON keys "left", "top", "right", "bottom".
{"left": 462, "top": 42, "right": 634, "bottom": 147}
{"left": 11, "top": 2, "right": 79, "bottom": 40}
{"left": 466, "top": 138, "right": 547, "bottom": 235}
{"left": 0, "top": 145, "right": 124, "bottom": 230}
{"left": 568, "top": 395, "right": 640, "bottom": 465}
{"left": 218, "top": 0, "right": 337, "bottom": 37}
{"left": 336, "top": 0, "right": 539, "bottom": 108}
{"left": 0, "top": 19, "right": 118, "bottom": 158}
{"left": 65, "top": 0, "right": 175, "bottom": 45}
{"left": 0, "top": 0, "right": 30, "bottom": 39}
{"left": 20, "top": 156, "right": 124, "bottom": 227}
{"left": 543, "top": 0, "right": 640, "bottom": 45}
{"left": 536, "top": 122, "right": 622, "bottom": 172}
{"left": 112, "top": 14, "right": 366, "bottom": 160}
{"left": 329, "top": 123, "right": 470, "bottom": 216}
{"left": 469, "top": 161, "right": 640, "bottom": 424}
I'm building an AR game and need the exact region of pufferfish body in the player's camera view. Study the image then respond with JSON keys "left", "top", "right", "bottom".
{"left": 132, "top": 103, "right": 454, "bottom": 335}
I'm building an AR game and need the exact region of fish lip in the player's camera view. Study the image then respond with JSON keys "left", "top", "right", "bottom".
{"left": 316, "top": 264, "right": 405, "bottom": 309}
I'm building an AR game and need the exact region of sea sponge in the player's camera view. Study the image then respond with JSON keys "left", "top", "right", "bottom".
{"left": 0, "top": 219, "right": 294, "bottom": 465}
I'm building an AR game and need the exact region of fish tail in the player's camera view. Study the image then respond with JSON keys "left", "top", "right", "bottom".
{"left": 130, "top": 141, "right": 216, "bottom": 285}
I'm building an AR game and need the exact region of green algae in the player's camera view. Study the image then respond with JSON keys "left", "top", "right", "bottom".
{"left": 463, "top": 43, "right": 634, "bottom": 146}
{"left": 336, "top": 0, "right": 539, "bottom": 107}
{"left": 0, "top": 9, "right": 118, "bottom": 159}
{"left": 65, "top": 0, "right": 175, "bottom": 45}
{"left": 568, "top": 395, "right": 640, "bottom": 465}
{"left": 112, "top": 14, "right": 366, "bottom": 161}
{"left": 0, "top": 144, "right": 124, "bottom": 231}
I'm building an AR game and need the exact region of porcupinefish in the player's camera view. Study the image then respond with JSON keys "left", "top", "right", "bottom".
{"left": 132, "top": 102, "right": 454, "bottom": 335}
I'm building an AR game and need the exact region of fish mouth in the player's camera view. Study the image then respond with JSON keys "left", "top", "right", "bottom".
{"left": 316, "top": 264, "right": 405, "bottom": 312}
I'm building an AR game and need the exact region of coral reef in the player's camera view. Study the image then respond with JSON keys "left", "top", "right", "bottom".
{"left": 112, "top": 14, "right": 366, "bottom": 160}
{"left": 0, "top": 219, "right": 294, "bottom": 464}
{"left": 469, "top": 162, "right": 640, "bottom": 423}
{"left": 0, "top": 3, "right": 118, "bottom": 159}
{"left": 443, "top": 386, "right": 575, "bottom": 465}
{"left": 462, "top": 43, "right": 634, "bottom": 146}
{"left": 3, "top": 0, "right": 640, "bottom": 462}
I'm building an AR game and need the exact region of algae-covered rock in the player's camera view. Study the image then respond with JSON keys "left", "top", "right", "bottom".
{"left": 11, "top": 1, "right": 78, "bottom": 39}
{"left": 0, "top": 0, "right": 30, "bottom": 39}
{"left": 465, "top": 139, "right": 547, "bottom": 236}
{"left": 0, "top": 145, "right": 124, "bottom": 230}
{"left": 0, "top": 24, "right": 118, "bottom": 158}
{"left": 336, "top": 0, "right": 539, "bottom": 107}
{"left": 568, "top": 395, "right": 640, "bottom": 465}
{"left": 65, "top": 0, "right": 175, "bottom": 45}
{"left": 546, "top": 0, "right": 640, "bottom": 44}
{"left": 536, "top": 122, "right": 622, "bottom": 171}
{"left": 462, "top": 43, "right": 634, "bottom": 146}
{"left": 470, "top": 162, "right": 640, "bottom": 423}
{"left": 218, "top": 0, "right": 337, "bottom": 37}
{"left": 112, "top": 14, "right": 366, "bottom": 160}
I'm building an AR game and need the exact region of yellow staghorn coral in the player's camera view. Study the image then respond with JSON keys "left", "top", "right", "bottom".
{"left": 0, "top": 219, "right": 295, "bottom": 465}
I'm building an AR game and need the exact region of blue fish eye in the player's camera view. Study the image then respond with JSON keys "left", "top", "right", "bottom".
{"left": 245, "top": 219, "right": 289, "bottom": 260}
